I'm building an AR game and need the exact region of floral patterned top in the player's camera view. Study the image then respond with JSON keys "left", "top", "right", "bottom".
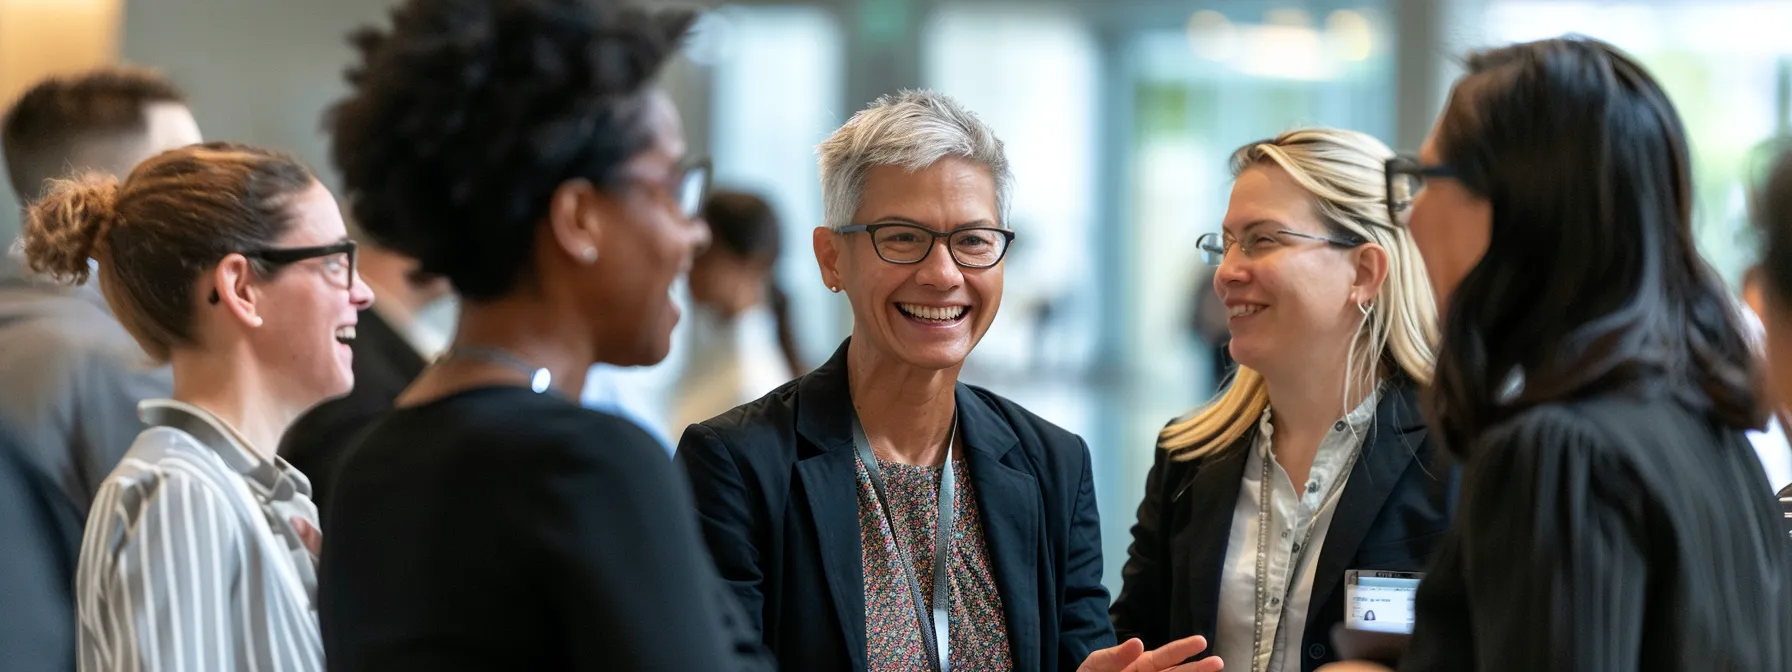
{"left": 857, "top": 456, "right": 1014, "bottom": 672}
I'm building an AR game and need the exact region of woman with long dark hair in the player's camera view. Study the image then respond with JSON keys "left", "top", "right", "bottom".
{"left": 1327, "top": 37, "right": 1792, "bottom": 670}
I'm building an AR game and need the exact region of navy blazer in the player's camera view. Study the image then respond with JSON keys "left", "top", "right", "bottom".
{"left": 677, "top": 340, "right": 1116, "bottom": 672}
{"left": 1108, "top": 378, "right": 1458, "bottom": 671}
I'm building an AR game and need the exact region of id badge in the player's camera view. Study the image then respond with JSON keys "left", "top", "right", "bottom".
{"left": 1344, "top": 569, "right": 1423, "bottom": 634}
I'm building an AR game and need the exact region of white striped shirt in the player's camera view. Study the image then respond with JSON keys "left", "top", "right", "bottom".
{"left": 76, "top": 400, "right": 323, "bottom": 672}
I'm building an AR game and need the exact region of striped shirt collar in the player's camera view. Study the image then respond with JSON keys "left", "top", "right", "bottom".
{"left": 138, "top": 399, "right": 313, "bottom": 502}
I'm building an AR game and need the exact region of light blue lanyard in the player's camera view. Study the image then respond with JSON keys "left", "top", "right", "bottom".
{"left": 853, "top": 412, "right": 956, "bottom": 672}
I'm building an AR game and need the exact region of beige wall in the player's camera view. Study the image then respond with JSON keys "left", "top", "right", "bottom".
{"left": 0, "top": 0, "right": 127, "bottom": 240}
{"left": 0, "top": 0, "right": 402, "bottom": 241}
{"left": 0, "top": 0, "right": 124, "bottom": 104}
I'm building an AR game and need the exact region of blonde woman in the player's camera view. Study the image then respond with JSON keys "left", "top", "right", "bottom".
{"left": 1109, "top": 129, "right": 1457, "bottom": 672}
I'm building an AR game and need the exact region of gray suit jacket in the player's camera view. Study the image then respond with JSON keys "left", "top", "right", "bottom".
{"left": 0, "top": 254, "right": 170, "bottom": 672}
{"left": 0, "top": 254, "right": 171, "bottom": 514}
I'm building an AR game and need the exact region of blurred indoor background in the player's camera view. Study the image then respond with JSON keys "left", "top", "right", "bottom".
{"left": 3, "top": 0, "right": 1788, "bottom": 593}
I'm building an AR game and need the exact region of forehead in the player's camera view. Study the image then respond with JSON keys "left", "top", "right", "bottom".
{"left": 1223, "top": 163, "right": 1319, "bottom": 233}
{"left": 855, "top": 156, "right": 998, "bottom": 229}
{"left": 279, "top": 182, "right": 347, "bottom": 245}
{"left": 636, "top": 90, "right": 685, "bottom": 161}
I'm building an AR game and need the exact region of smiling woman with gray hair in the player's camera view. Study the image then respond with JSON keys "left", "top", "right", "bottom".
{"left": 678, "top": 90, "right": 1220, "bottom": 672}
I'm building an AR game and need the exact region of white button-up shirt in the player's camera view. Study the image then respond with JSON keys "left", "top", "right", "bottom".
{"left": 76, "top": 400, "right": 322, "bottom": 672}
{"left": 1212, "top": 389, "right": 1379, "bottom": 672}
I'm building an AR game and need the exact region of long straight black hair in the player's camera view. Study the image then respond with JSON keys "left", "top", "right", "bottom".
{"left": 1425, "top": 37, "right": 1762, "bottom": 456}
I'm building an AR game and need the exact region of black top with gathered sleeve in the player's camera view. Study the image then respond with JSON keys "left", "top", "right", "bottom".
{"left": 1400, "top": 393, "right": 1792, "bottom": 671}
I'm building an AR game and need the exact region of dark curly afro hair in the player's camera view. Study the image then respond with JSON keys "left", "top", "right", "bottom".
{"left": 328, "top": 0, "right": 696, "bottom": 300}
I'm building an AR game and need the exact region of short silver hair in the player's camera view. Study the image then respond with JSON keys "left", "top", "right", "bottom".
{"left": 817, "top": 90, "right": 1011, "bottom": 230}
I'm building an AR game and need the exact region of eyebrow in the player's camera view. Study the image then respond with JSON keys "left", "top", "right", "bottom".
{"left": 1223, "top": 219, "right": 1282, "bottom": 238}
{"left": 867, "top": 215, "right": 1002, "bottom": 231}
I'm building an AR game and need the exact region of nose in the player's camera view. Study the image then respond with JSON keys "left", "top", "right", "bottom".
{"left": 913, "top": 238, "right": 964, "bottom": 289}
{"left": 1213, "top": 253, "right": 1250, "bottom": 295}
{"left": 349, "top": 271, "right": 376, "bottom": 310}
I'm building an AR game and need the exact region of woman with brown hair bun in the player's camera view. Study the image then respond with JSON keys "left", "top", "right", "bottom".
{"left": 23, "top": 141, "right": 372, "bottom": 671}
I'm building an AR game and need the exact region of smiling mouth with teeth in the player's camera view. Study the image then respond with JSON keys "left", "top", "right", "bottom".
{"left": 1228, "top": 305, "right": 1264, "bottom": 317}
{"left": 334, "top": 326, "right": 357, "bottom": 344}
{"left": 897, "top": 303, "right": 968, "bottom": 322}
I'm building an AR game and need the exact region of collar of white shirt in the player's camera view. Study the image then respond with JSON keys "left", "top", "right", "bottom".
{"left": 138, "top": 398, "right": 313, "bottom": 503}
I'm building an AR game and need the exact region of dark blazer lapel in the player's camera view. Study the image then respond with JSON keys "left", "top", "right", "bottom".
{"left": 1176, "top": 437, "right": 1252, "bottom": 642}
{"left": 1305, "top": 382, "right": 1427, "bottom": 635}
{"left": 794, "top": 341, "right": 869, "bottom": 671}
{"left": 956, "top": 385, "right": 1042, "bottom": 672}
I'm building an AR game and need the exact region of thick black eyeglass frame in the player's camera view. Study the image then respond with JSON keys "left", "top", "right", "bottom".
{"left": 836, "top": 223, "right": 1018, "bottom": 269}
{"left": 1384, "top": 155, "right": 1459, "bottom": 228}
{"left": 207, "top": 240, "right": 358, "bottom": 305}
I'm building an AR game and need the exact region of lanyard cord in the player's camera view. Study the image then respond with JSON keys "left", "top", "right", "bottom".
{"left": 853, "top": 412, "right": 957, "bottom": 672}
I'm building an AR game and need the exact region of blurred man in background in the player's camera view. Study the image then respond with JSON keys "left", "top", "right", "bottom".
{"left": 0, "top": 67, "right": 202, "bottom": 672}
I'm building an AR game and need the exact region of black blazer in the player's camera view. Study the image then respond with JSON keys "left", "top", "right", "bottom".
{"left": 280, "top": 309, "right": 426, "bottom": 506}
{"left": 676, "top": 340, "right": 1116, "bottom": 672}
{"left": 1109, "top": 378, "right": 1458, "bottom": 671}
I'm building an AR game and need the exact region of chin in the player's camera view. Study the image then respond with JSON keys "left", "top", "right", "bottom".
{"left": 890, "top": 343, "right": 972, "bottom": 372}
{"left": 1227, "top": 338, "right": 1269, "bottom": 373}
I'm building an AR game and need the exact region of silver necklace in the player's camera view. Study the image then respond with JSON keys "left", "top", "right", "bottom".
{"left": 438, "top": 346, "right": 553, "bottom": 394}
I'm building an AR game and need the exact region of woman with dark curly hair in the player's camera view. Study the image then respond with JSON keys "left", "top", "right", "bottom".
{"left": 314, "top": 1, "right": 766, "bottom": 670}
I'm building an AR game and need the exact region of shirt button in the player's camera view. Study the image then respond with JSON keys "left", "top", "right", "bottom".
{"left": 1281, "top": 530, "right": 1290, "bottom": 540}
{"left": 1307, "top": 481, "right": 1320, "bottom": 493}
{"left": 1333, "top": 420, "right": 1346, "bottom": 431}
{"left": 1292, "top": 542, "right": 1302, "bottom": 554}
{"left": 1269, "top": 597, "right": 1281, "bottom": 607}
{"left": 1308, "top": 644, "right": 1327, "bottom": 659}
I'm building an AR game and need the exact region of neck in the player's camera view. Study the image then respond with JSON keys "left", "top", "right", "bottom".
{"left": 168, "top": 350, "right": 299, "bottom": 462}
{"left": 1261, "top": 351, "right": 1379, "bottom": 471}
{"left": 403, "top": 293, "right": 593, "bottom": 404}
{"left": 847, "top": 338, "right": 959, "bottom": 466}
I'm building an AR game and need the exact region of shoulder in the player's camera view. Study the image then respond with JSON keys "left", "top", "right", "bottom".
{"left": 1480, "top": 394, "right": 1700, "bottom": 462}
{"left": 94, "top": 428, "right": 244, "bottom": 520}
{"left": 481, "top": 396, "right": 675, "bottom": 475}
{"left": 960, "top": 383, "right": 1091, "bottom": 480}
{"left": 681, "top": 380, "right": 802, "bottom": 459}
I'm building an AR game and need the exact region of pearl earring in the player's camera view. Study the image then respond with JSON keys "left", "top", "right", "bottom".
{"left": 580, "top": 248, "right": 599, "bottom": 264}
{"left": 828, "top": 285, "right": 841, "bottom": 293}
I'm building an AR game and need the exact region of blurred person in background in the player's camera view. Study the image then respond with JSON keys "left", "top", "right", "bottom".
{"left": 318, "top": 0, "right": 770, "bottom": 669}
{"left": 279, "top": 221, "right": 452, "bottom": 506}
{"left": 1734, "top": 266, "right": 1792, "bottom": 492}
{"left": 678, "top": 89, "right": 1219, "bottom": 672}
{"left": 1110, "top": 129, "right": 1454, "bottom": 672}
{"left": 0, "top": 67, "right": 201, "bottom": 672}
{"left": 1186, "top": 264, "right": 1235, "bottom": 395}
{"left": 1759, "top": 147, "right": 1792, "bottom": 497}
{"left": 25, "top": 142, "right": 367, "bottom": 672}
{"left": 672, "top": 189, "right": 804, "bottom": 433}
{"left": 1327, "top": 37, "right": 1792, "bottom": 671}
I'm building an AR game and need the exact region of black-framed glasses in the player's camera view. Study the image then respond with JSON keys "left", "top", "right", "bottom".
{"left": 837, "top": 222, "right": 1016, "bottom": 268}
{"left": 207, "top": 240, "right": 358, "bottom": 304}
{"left": 1384, "top": 155, "right": 1458, "bottom": 228}
{"left": 1195, "top": 229, "right": 1362, "bottom": 266}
